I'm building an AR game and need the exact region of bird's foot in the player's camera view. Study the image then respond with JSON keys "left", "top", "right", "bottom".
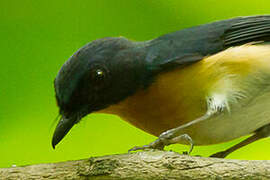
{"left": 128, "top": 132, "right": 194, "bottom": 155}
{"left": 128, "top": 138, "right": 166, "bottom": 152}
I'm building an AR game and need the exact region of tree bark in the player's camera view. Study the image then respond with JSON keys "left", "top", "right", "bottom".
{"left": 0, "top": 150, "right": 269, "bottom": 180}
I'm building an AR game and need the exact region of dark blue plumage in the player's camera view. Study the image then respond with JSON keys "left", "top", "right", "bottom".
{"left": 52, "top": 15, "right": 270, "bottom": 148}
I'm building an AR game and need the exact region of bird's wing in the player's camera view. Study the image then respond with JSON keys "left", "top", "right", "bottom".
{"left": 146, "top": 15, "right": 270, "bottom": 70}
{"left": 224, "top": 16, "right": 270, "bottom": 47}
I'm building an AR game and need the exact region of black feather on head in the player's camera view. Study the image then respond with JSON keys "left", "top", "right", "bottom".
{"left": 52, "top": 37, "right": 152, "bottom": 147}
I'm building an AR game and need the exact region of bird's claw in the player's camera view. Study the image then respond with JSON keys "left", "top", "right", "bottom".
{"left": 128, "top": 133, "right": 194, "bottom": 155}
{"left": 128, "top": 138, "right": 166, "bottom": 153}
{"left": 128, "top": 145, "right": 151, "bottom": 152}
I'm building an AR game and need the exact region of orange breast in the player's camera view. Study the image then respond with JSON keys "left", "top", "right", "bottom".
{"left": 99, "top": 63, "right": 208, "bottom": 136}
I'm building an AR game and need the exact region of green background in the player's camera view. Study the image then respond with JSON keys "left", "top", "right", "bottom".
{"left": 1, "top": 0, "right": 270, "bottom": 168}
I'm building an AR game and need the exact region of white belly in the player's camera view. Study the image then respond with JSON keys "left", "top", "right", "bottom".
{"left": 178, "top": 45, "right": 270, "bottom": 145}
{"left": 182, "top": 88, "right": 270, "bottom": 145}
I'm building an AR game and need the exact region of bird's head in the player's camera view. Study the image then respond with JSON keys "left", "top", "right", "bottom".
{"left": 52, "top": 37, "right": 152, "bottom": 148}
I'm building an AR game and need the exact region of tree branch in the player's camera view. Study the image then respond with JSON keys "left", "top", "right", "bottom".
{"left": 1, "top": 150, "right": 270, "bottom": 179}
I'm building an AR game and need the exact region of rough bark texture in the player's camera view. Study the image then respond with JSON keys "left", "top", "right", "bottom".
{"left": 1, "top": 150, "right": 269, "bottom": 180}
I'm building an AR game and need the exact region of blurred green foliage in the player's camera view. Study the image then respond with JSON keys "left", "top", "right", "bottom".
{"left": 0, "top": 0, "right": 269, "bottom": 168}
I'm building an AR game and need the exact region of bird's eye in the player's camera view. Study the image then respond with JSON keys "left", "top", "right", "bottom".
{"left": 96, "top": 69, "right": 104, "bottom": 79}
{"left": 88, "top": 65, "right": 110, "bottom": 89}
{"left": 91, "top": 68, "right": 106, "bottom": 83}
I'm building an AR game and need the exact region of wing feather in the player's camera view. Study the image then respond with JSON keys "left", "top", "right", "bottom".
{"left": 224, "top": 17, "right": 270, "bottom": 46}
{"left": 147, "top": 15, "right": 270, "bottom": 71}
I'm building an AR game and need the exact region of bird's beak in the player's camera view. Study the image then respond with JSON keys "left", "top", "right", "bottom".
{"left": 52, "top": 115, "right": 77, "bottom": 149}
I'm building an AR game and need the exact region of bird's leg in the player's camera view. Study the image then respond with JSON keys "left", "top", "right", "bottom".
{"left": 129, "top": 95, "right": 226, "bottom": 154}
{"left": 210, "top": 123, "right": 270, "bottom": 158}
{"left": 128, "top": 113, "right": 211, "bottom": 154}
{"left": 128, "top": 133, "right": 194, "bottom": 153}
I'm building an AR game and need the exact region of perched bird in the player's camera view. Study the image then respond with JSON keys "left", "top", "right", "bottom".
{"left": 52, "top": 15, "right": 270, "bottom": 158}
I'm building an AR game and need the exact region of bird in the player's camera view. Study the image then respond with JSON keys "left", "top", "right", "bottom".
{"left": 52, "top": 15, "right": 270, "bottom": 158}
